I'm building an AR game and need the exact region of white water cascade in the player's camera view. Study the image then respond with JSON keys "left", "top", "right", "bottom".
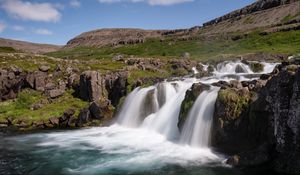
{"left": 180, "top": 87, "right": 219, "bottom": 147}
{"left": 116, "top": 60, "right": 279, "bottom": 148}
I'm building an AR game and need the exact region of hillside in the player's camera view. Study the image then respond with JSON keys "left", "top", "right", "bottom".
{"left": 64, "top": 0, "right": 300, "bottom": 50}
{"left": 202, "top": 0, "right": 300, "bottom": 34}
{"left": 0, "top": 38, "right": 61, "bottom": 54}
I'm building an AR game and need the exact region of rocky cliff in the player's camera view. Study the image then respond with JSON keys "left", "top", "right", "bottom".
{"left": 211, "top": 61, "right": 300, "bottom": 174}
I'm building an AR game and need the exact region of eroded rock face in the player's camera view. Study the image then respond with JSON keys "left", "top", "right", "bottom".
{"left": 259, "top": 68, "right": 300, "bottom": 174}
{"left": 178, "top": 83, "right": 210, "bottom": 131}
{"left": 105, "top": 72, "right": 128, "bottom": 106}
{"left": 79, "top": 71, "right": 107, "bottom": 102}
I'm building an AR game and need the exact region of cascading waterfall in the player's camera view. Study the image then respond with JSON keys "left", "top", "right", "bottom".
{"left": 1, "top": 60, "right": 280, "bottom": 175}
{"left": 116, "top": 61, "right": 279, "bottom": 147}
{"left": 142, "top": 81, "right": 193, "bottom": 140}
{"left": 215, "top": 60, "right": 253, "bottom": 74}
{"left": 180, "top": 87, "right": 219, "bottom": 148}
{"left": 116, "top": 86, "right": 158, "bottom": 127}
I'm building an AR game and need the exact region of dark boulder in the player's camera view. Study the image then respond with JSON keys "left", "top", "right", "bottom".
{"left": 76, "top": 108, "right": 90, "bottom": 127}
{"left": 0, "top": 68, "right": 26, "bottom": 101}
{"left": 59, "top": 109, "right": 75, "bottom": 127}
{"left": 105, "top": 71, "right": 128, "bottom": 106}
{"left": 89, "top": 100, "right": 113, "bottom": 120}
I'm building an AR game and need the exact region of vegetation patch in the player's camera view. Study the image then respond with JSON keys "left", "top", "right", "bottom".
{"left": 218, "top": 89, "right": 250, "bottom": 120}
{"left": 0, "top": 89, "right": 88, "bottom": 125}
{"left": 0, "top": 47, "right": 17, "bottom": 53}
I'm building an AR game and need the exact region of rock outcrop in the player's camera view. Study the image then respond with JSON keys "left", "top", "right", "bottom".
{"left": 79, "top": 71, "right": 107, "bottom": 102}
{"left": 0, "top": 68, "right": 25, "bottom": 101}
{"left": 211, "top": 62, "right": 300, "bottom": 174}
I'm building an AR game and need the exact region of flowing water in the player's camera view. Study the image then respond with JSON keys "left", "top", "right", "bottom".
{"left": 0, "top": 61, "right": 278, "bottom": 175}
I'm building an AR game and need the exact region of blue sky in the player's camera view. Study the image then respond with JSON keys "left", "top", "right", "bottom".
{"left": 0, "top": 0, "right": 255, "bottom": 45}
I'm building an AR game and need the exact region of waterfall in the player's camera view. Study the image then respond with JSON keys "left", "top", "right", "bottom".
{"left": 116, "top": 60, "right": 279, "bottom": 146}
{"left": 116, "top": 86, "right": 157, "bottom": 127}
{"left": 142, "top": 82, "right": 193, "bottom": 140}
{"left": 215, "top": 61, "right": 253, "bottom": 74}
{"left": 180, "top": 87, "right": 219, "bottom": 148}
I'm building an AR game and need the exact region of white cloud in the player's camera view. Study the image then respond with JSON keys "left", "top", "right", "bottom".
{"left": 34, "top": 28, "right": 53, "bottom": 35}
{"left": 70, "top": 0, "right": 81, "bottom": 8}
{"left": 98, "top": 0, "right": 193, "bottom": 5}
{"left": 0, "top": 22, "right": 6, "bottom": 33}
{"left": 12, "top": 25, "right": 24, "bottom": 31}
{"left": 1, "top": 0, "right": 61, "bottom": 22}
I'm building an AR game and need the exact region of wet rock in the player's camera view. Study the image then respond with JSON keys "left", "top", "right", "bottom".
{"left": 140, "top": 89, "right": 158, "bottom": 119}
{"left": 226, "top": 155, "right": 240, "bottom": 166}
{"left": 178, "top": 83, "right": 210, "bottom": 131}
{"left": 212, "top": 81, "right": 230, "bottom": 89}
{"left": 235, "top": 64, "right": 246, "bottom": 73}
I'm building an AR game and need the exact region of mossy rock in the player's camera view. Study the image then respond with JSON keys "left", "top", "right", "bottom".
{"left": 249, "top": 62, "right": 264, "bottom": 73}
{"left": 171, "top": 68, "right": 189, "bottom": 77}
{"left": 217, "top": 88, "right": 250, "bottom": 120}
{"left": 178, "top": 83, "right": 210, "bottom": 131}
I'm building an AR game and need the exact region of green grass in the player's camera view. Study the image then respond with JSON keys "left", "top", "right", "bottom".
{"left": 281, "top": 12, "right": 300, "bottom": 23}
{"left": 0, "top": 47, "right": 17, "bottom": 53}
{"left": 0, "top": 89, "right": 88, "bottom": 124}
{"left": 46, "top": 30, "right": 300, "bottom": 62}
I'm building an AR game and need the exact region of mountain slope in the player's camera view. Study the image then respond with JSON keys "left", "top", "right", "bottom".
{"left": 0, "top": 38, "right": 61, "bottom": 54}
{"left": 202, "top": 0, "right": 300, "bottom": 34}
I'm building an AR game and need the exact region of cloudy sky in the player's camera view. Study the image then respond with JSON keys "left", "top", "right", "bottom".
{"left": 0, "top": 0, "right": 255, "bottom": 45}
